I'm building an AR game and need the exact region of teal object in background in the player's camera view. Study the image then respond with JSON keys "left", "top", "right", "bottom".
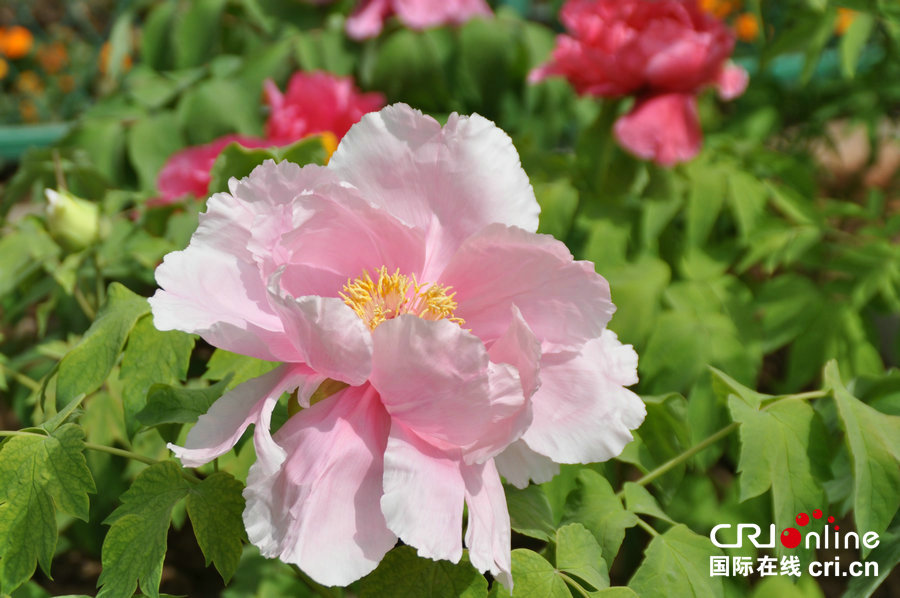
{"left": 0, "top": 123, "right": 72, "bottom": 160}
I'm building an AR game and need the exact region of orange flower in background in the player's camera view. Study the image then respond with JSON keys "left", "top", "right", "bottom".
{"left": 16, "top": 70, "right": 43, "bottom": 94}
{"left": 37, "top": 41, "right": 68, "bottom": 74}
{"left": 0, "top": 26, "right": 34, "bottom": 60}
{"left": 700, "top": 0, "right": 740, "bottom": 19}
{"left": 735, "top": 12, "right": 759, "bottom": 41}
{"left": 98, "top": 41, "right": 133, "bottom": 75}
{"left": 835, "top": 8, "right": 857, "bottom": 35}
{"left": 58, "top": 73, "right": 75, "bottom": 93}
{"left": 19, "top": 99, "right": 38, "bottom": 123}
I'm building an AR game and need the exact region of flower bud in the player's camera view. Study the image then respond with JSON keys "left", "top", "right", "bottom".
{"left": 45, "top": 188, "right": 100, "bottom": 251}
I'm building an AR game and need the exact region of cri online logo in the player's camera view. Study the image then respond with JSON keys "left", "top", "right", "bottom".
{"left": 710, "top": 508, "right": 880, "bottom": 552}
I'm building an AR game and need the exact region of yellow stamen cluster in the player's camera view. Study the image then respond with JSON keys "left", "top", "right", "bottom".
{"left": 339, "top": 266, "right": 464, "bottom": 330}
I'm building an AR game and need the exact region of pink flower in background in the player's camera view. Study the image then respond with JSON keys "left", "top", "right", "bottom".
{"left": 153, "top": 71, "right": 384, "bottom": 205}
{"left": 264, "top": 71, "right": 385, "bottom": 144}
{"left": 346, "top": 0, "right": 491, "bottom": 40}
{"left": 150, "top": 104, "right": 644, "bottom": 587}
{"left": 154, "top": 135, "right": 272, "bottom": 205}
{"left": 530, "top": 0, "right": 748, "bottom": 166}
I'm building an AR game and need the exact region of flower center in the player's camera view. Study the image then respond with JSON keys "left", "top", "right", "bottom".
{"left": 339, "top": 266, "right": 464, "bottom": 330}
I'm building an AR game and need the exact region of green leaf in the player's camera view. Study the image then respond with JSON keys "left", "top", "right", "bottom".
{"left": 118, "top": 316, "right": 194, "bottom": 436}
{"left": 685, "top": 160, "right": 726, "bottom": 247}
{"left": 177, "top": 79, "right": 261, "bottom": 144}
{"left": 505, "top": 484, "right": 556, "bottom": 541}
{"left": 186, "top": 473, "right": 246, "bottom": 583}
{"left": 203, "top": 349, "right": 279, "bottom": 389}
{"left": 709, "top": 367, "right": 768, "bottom": 409}
{"left": 594, "top": 589, "right": 639, "bottom": 598}
{"left": 729, "top": 396, "right": 827, "bottom": 559}
{"left": 173, "top": 0, "right": 226, "bottom": 69}
{"left": 127, "top": 112, "right": 185, "bottom": 191}
{"left": 726, "top": 170, "right": 767, "bottom": 241}
{"left": 57, "top": 283, "right": 149, "bottom": 405}
{"left": 207, "top": 137, "right": 328, "bottom": 195}
{"left": 367, "top": 29, "right": 451, "bottom": 113}
{"left": 825, "top": 361, "right": 900, "bottom": 551}
{"left": 97, "top": 462, "right": 191, "bottom": 598}
{"left": 840, "top": 11, "right": 876, "bottom": 78}
{"left": 843, "top": 526, "right": 900, "bottom": 598}
{"left": 628, "top": 525, "right": 723, "bottom": 598}
{"left": 507, "top": 550, "right": 569, "bottom": 598}
{"left": 0, "top": 425, "right": 96, "bottom": 593}
{"left": 358, "top": 546, "right": 488, "bottom": 598}
{"left": 623, "top": 483, "right": 675, "bottom": 524}
{"left": 554, "top": 523, "right": 610, "bottom": 592}
{"left": 562, "top": 470, "right": 637, "bottom": 565}
{"left": 534, "top": 179, "right": 578, "bottom": 241}
{"left": 138, "top": 378, "right": 230, "bottom": 428}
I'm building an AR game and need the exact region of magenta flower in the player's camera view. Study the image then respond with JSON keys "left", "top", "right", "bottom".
{"left": 150, "top": 104, "right": 644, "bottom": 587}
{"left": 154, "top": 135, "right": 273, "bottom": 205}
{"left": 530, "top": 0, "right": 748, "bottom": 166}
{"left": 152, "top": 71, "right": 384, "bottom": 205}
{"left": 346, "top": 0, "right": 491, "bottom": 40}
{"left": 264, "top": 71, "right": 386, "bottom": 145}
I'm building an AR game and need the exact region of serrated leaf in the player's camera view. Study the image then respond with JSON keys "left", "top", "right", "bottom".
{"left": 825, "top": 361, "right": 900, "bottom": 552}
{"left": 138, "top": 378, "right": 230, "bottom": 428}
{"left": 0, "top": 425, "right": 95, "bottom": 593}
{"left": 358, "top": 546, "right": 488, "bottom": 598}
{"left": 729, "top": 397, "right": 827, "bottom": 560}
{"left": 57, "top": 283, "right": 149, "bottom": 405}
{"left": 97, "top": 462, "right": 190, "bottom": 598}
{"left": 709, "top": 367, "right": 769, "bottom": 408}
{"left": 505, "top": 484, "right": 556, "bottom": 541}
{"left": 186, "top": 472, "right": 245, "bottom": 583}
{"left": 555, "top": 523, "right": 609, "bottom": 592}
{"left": 119, "top": 316, "right": 194, "bottom": 436}
{"left": 562, "top": 470, "right": 637, "bottom": 565}
{"left": 623, "top": 483, "right": 675, "bottom": 524}
{"left": 207, "top": 137, "right": 327, "bottom": 195}
{"left": 628, "top": 525, "right": 723, "bottom": 598}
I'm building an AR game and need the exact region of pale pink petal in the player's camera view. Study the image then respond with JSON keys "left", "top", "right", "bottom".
{"left": 151, "top": 161, "right": 340, "bottom": 362}
{"left": 267, "top": 270, "right": 373, "bottom": 386}
{"left": 714, "top": 61, "right": 749, "bottom": 100}
{"left": 522, "top": 330, "right": 646, "bottom": 464}
{"left": 613, "top": 92, "right": 702, "bottom": 166}
{"left": 462, "top": 459, "right": 513, "bottom": 588}
{"left": 494, "top": 439, "right": 559, "bottom": 489}
{"left": 370, "top": 315, "right": 529, "bottom": 458}
{"left": 245, "top": 385, "right": 396, "bottom": 587}
{"left": 441, "top": 223, "right": 614, "bottom": 349}
{"left": 487, "top": 305, "right": 541, "bottom": 400}
{"left": 276, "top": 184, "right": 426, "bottom": 299}
{"left": 168, "top": 364, "right": 310, "bottom": 468}
{"left": 380, "top": 423, "right": 466, "bottom": 562}
{"left": 346, "top": 0, "right": 394, "bottom": 40}
{"left": 329, "top": 104, "right": 539, "bottom": 276}
{"left": 393, "top": 0, "right": 491, "bottom": 30}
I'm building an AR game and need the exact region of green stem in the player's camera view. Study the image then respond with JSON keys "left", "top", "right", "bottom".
{"left": 0, "top": 362, "right": 41, "bottom": 392}
{"left": 558, "top": 571, "right": 593, "bottom": 598}
{"left": 617, "top": 422, "right": 739, "bottom": 498}
{"left": 617, "top": 389, "right": 829, "bottom": 498}
{"left": 72, "top": 283, "right": 97, "bottom": 320}
{"left": 634, "top": 516, "right": 660, "bottom": 538}
{"left": 0, "top": 430, "right": 200, "bottom": 482}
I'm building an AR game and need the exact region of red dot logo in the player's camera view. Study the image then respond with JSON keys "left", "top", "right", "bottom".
{"left": 828, "top": 516, "right": 835, "bottom": 523}
{"left": 781, "top": 527, "right": 802, "bottom": 549}
{"left": 813, "top": 509, "right": 823, "bottom": 519}
{"left": 796, "top": 512, "right": 809, "bottom": 526}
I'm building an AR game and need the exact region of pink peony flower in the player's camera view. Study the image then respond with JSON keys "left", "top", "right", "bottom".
{"left": 264, "top": 71, "right": 386, "bottom": 145}
{"left": 346, "top": 0, "right": 491, "bottom": 40}
{"left": 153, "top": 72, "right": 384, "bottom": 205}
{"left": 149, "top": 104, "right": 645, "bottom": 587}
{"left": 530, "top": 0, "right": 748, "bottom": 166}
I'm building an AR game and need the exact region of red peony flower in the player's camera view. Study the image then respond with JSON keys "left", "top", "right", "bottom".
{"left": 530, "top": 0, "right": 748, "bottom": 166}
